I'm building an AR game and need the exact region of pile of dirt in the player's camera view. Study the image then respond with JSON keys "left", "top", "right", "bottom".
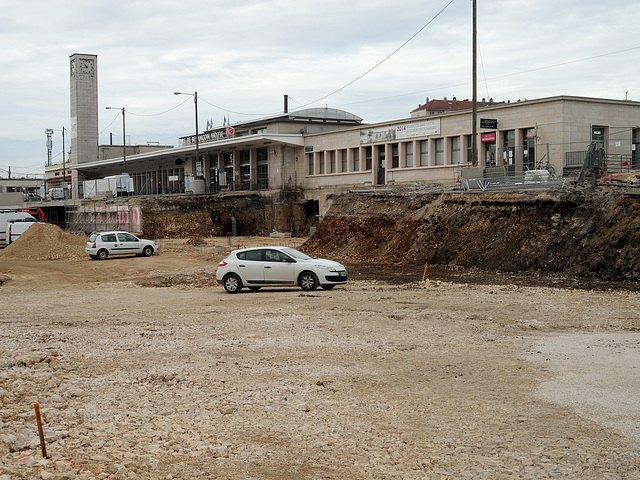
{"left": 303, "top": 186, "right": 640, "bottom": 282}
{"left": 0, "top": 223, "right": 87, "bottom": 260}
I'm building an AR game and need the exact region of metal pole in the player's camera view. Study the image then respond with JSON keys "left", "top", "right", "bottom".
{"left": 122, "top": 107, "right": 127, "bottom": 174}
{"left": 62, "top": 127, "right": 66, "bottom": 195}
{"left": 472, "top": 0, "right": 478, "bottom": 166}
{"left": 194, "top": 92, "right": 200, "bottom": 177}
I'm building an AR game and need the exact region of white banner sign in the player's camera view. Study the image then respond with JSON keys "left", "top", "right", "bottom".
{"left": 396, "top": 119, "right": 440, "bottom": 139}
{"left": 360, "top": 119, "right": 441, "bottom": 144}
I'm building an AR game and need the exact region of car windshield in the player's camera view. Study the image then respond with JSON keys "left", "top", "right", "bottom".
{"left": 280, "top": 247, "right": 313, "bottom": 260}
{"left": 89, "top": 234, "right": 99, "bottom": 242}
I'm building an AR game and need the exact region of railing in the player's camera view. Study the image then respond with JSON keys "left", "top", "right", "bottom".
{"left": 565, "top": 151, "right": 586, "bottom": 167}
{"left": 461, "top": 168, "right": 565, "bottom": 191}
{"left": 605, "top": 154, "right": 632, "bottom": 173}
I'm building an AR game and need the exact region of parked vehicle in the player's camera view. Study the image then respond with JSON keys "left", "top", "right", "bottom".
{"left": 216, "top": 246, "right": 348, "bottom": 293}
{"left": 86, "top": 231, "right": 158, "bottom": 260}
{"left": 6, "top": 218, "right": 38, "bottom": 245}
{"left": 49, "top": 188, "right": 65, "bottom": 200}
{"left": 0, "top": 211, "right": 36, "bottom": 245}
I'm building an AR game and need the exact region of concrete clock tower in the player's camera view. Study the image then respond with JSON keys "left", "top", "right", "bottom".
{"left": 69, "top": 53, "right": 98, "bottom": 199}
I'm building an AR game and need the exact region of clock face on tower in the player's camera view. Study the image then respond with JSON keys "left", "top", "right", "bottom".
{"left": 79, "top": 58, "right": 94, "bottom": 75}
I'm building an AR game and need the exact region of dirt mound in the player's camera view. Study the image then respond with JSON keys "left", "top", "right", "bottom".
{"left": 0, "top": 223, "right": 87, "bottom": 260}
{"left": 303, "top": 187, "right": 640, "bottom": 282}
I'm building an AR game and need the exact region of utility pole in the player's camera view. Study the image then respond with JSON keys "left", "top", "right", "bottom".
{"left": 472, "top": 0, "right": 478, "bottom": 166}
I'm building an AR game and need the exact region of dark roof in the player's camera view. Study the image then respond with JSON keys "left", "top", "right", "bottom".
{"left": 411, "top": 97, "right": 502, "bottom": 114}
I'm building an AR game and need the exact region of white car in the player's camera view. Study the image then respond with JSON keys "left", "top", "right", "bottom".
{"left": 86, "top": 231, "right": 158, "bottom": 260}
{"left": 216, "top": 246, "right": 347, "bottom": 293}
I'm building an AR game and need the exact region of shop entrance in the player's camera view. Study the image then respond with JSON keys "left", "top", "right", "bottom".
{"left": 481, "top": 133, "right": 496, "bottom": 166}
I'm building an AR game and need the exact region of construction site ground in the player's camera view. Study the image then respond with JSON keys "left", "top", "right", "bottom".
{"left": 0, "top": 225, "right": 639, "bottom": 479}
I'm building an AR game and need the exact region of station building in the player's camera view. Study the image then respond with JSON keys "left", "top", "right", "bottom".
{"left": 68, "top": 54, "right": 640, "bottom": 216}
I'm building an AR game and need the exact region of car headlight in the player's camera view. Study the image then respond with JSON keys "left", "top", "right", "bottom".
{"left": 314, "top": 264, "right": 333, "bottom": 271}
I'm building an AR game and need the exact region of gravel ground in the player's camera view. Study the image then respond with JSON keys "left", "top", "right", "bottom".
{"left": 0, "top": 238, "right": 639, "bottom": 479}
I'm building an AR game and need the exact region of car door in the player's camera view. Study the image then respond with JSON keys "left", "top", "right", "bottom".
{"left": 115, "top": 232, "right": 142, "bottom": 255}
{"left": 237, "top": 249, "right": 266, "bottom": 284}
{"left": 100, "top": 233, "right": 118, "bottom": 254}
{"left": 262, "top": 249, "right": 295, "bottom": 284}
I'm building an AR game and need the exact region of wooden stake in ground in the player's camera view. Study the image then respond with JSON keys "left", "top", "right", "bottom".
{"left": 33, "top": 403, "right": 48, "bottom": 458}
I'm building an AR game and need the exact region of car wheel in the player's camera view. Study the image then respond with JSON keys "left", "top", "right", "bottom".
{"left": 248, "top": 286, "right": 262, "bottom": 292}
{"left": 97, "top": 249, "right": 109, "bottom": 260}
{"left": 299, "top": 271, "right": 319, "bottom": 291}
{"left": 142, "top": 246, "right": 154, "bottom": 257}
{"left": 320, "top": 285, "right": 335, "bottom": 290}
{"left": 223, "top": 274, "right": 243, "bottom": 294}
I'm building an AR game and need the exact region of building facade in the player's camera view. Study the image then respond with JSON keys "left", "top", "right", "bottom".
{"left": 70, "top": 87, "right": 640, "bottom": 215}
{"left": 302, "top": 96, "right": 640, "bottom": 194}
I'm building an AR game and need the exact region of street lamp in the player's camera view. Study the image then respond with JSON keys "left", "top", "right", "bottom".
{"left": 174, "top": 91, "right": 200, "bottom": 176}
{"left": 105, "top": 106, "right": 126, "bottom": 173}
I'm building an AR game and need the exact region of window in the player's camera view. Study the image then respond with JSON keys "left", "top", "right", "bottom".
{"left": 102, "top": 233, "right": 117, "bottom": 243}
{"left": 365, "top": 146, "right": 372, "bottom": 170}
{"left": 353, "top": 148, "right": 360, "bottom": 171}
{"left": 341, "top": 150, "right": 348, "bottom": 172}
{"left": 391, "top": 143, "right": 399, "bottom": 169}
{"left": 405, "top": 142, "right": 413, "bottom": 167}
{"left": 318, "top": 152, "right": 325, "bottom": 174}
{"left": 435, "top": 138, "right": 444, "bottom": 165}
{"left": 451, "top": 137, "right": 461, "bottom": 164}
{"left": 238, "top": 249, "right": 262, "bottom": 261}
{"left": 117, "top": 232, "right": 137, "bottom": 242}
{"left": 308, "top": 153, "right": 314, "bottom": 175}
{"left": 239, "top": 150, "right": 251, "bottom": 190}
{"left": 329, "top": 151, "right": 336, "bottom": 173}
{"left": 420, "top": 140, "right": 428, "bottom": 166}
{"left": 466, "top": 134, "right": 474, "bottom": 164}
{"left": 257, "top": 148, "right": 268, "bottom": 190}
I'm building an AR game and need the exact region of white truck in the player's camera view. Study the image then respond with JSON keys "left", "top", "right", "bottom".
{"left": 0, "top": 211, "right": 37, "bottom": 245}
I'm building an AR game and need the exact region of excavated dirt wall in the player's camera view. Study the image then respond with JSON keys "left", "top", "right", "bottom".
{"left": 303, "top": 187, "right": 640, "bottom": 282}
{"left": 137, "top": 192, "right": 316, "bottom": 239}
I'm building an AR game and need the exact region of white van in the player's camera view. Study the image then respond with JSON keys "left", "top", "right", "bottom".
{"left": 0, "top": 212, "right": 37, "bottom": 245}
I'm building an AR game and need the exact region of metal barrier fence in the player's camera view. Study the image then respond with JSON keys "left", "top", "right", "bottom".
{"left": 605, "top": 154, "right": 632, "bottom": 173}
{"left": 461, "top": 169, "right": 566, "bottom": 191}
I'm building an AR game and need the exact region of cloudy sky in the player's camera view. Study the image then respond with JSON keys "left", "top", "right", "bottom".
{"left": 1, "top": 0, "right": 639, "bottom": 176}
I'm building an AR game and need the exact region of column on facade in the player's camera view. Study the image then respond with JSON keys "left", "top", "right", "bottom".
{"left": 461, "top": 135, "right": 469, "bottom": 164}
{"left": 346, "top": 147, "right": 353, "bottom": 172}
{"left": 444, "top": 137, "right": 452, "bottom": 166}
{"left": 232, "top": 150, "right": 239, "bottom": 188}
{"left": 399, "top": 142, "right": 406, "bottom": 168}
{"left": 384, "top": 143, "right": 392, "bottom": 183}
{"left": 412, "top": 140, "right": 419, "bottom": 168}
{"left": 496, "top": 131, "right": 504, "bottom": 167}
{"left": 515, "top": 128, "right": 524, "bottom": 175}
{"left": 428, "top": 138, "right": 436, "bottom": 167}
{"left": 203, "top": 153, "right": 210, "bottom": 188}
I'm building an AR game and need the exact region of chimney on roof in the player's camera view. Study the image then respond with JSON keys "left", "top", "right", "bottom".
{"left": 425, "top": 97, "right": 429, "bottom": 103}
